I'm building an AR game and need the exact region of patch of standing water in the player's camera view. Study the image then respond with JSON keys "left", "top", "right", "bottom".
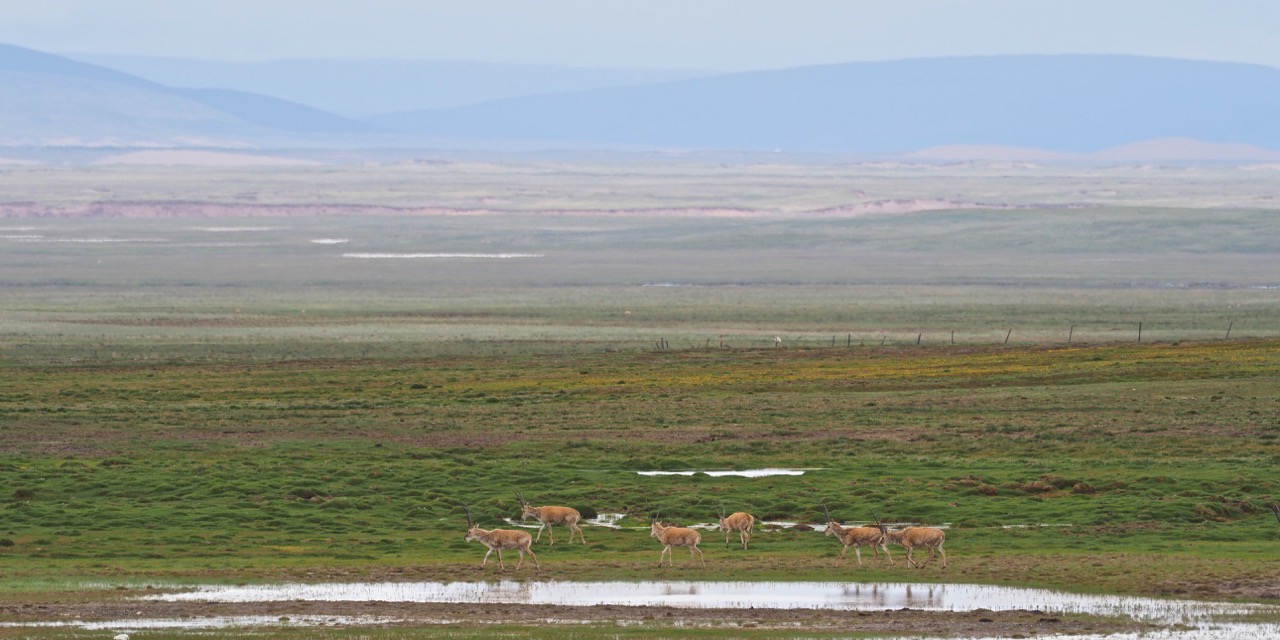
{"left": 637, "top": 468, "right": 812, "bottom": 477}
{"left": 147, "top": 581, "right": 1277, "bottom": 626}
{"left": 502, "top": 512, "right": 632, "bottom": 530}
{"left": 342, "top": 252, "right": 543, "bottom": 259}
{"left": 1, "top": 616, "right": 399, "bottom": 631}
{"left": 586, "top": 512, "right": 628, "bottom": 528}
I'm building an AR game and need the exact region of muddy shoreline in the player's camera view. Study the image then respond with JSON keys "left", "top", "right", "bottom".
{"left": 0, "top": 598, "right": 1147, "bottom": 636}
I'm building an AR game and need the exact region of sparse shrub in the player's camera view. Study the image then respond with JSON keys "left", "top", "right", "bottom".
{"left": 977, "top": 483, "right": 999, "bottom": 496}
{"left": 12, "top": 488, "right": 34, "bottom": 501}
{"left": 0, "top": 538, "right": 14, "bottom": 547}
{"left": 1072, "top": 482, "right": 1097, "bottom": 494}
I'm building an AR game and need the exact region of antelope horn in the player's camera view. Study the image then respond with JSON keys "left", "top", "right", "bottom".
{"left": 515, "top": 489, "right": 528, "bottom": 507}
{"left": 1271, "top": 502, "right": 1280, "bottom": 525}
{"left": 464, "top": 503, "right": 474, "bottom": 528}
{"left": 821, "top": 502, "right": 832, "bottom": 522}
{"left": 871, "top": 511, "right": 887, "bottom": 533}
{"left": 717, "top": 503, "right": 726, "bottom": 518}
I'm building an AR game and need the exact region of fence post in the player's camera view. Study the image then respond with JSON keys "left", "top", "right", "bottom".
{"left": 1004, "top": 329, "right": 1012, "bottom": 345}
{"left": 1225, "top": 321, "right": 1233, "bottom": 340}
{"left": 1137, "top": 322, "right": 1142, "bottom": 343}
{"left": 1068, "top": 325, "right": 1074, "bottom": 344}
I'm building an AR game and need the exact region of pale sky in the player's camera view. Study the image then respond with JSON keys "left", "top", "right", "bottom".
{"left": 3, "top": 0, "right": 1279, "bottom": 71}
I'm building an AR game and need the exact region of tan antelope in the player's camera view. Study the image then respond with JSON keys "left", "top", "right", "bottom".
{"left": 884, "top": 525, "right": 946, "bottom": 569}
{"left": 517, "top": 491, "right": 585, "bottom": 545}
{"left": 650, "top": 513, "right": 705, "bottom": 567}
{"left": 822, "top": 504, "right": 893, "bottom": 567}
{"left": 716, "top": 506, "right": 757, "bottom": 550}
{"left": 463, "top": 505, "right": 540, "bottom": 571}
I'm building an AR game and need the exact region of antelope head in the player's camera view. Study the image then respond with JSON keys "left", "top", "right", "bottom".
{"left": 650, "top": 507, "right": 664, "bottom": 538}
{"left": 515, "top": 490, "right": 535, "bottom": 520}
{"left": 463, "top": 504, "right": 479, "bottom": 541}
{"left": 822, "top": 503, "right": 837, "bottom": 537}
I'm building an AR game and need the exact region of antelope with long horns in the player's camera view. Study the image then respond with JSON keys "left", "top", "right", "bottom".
{"left": 517, "top": 490, "right": 585, "bottom": 545}
{"left": 463, "top": 504, "right": 539, "bottom": 571}
{"left": 716, "top": 505, "right": 757, "bottom": 550}
{"left": 650, "top": 510, "right": 705, "bottom": 567}
{"left": 884, "top": 524, "right": 946, "bottom": 569}
{"left": 822, "top": 504, "right": 893, "bottom": 567}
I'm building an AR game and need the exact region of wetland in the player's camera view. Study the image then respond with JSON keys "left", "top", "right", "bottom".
{"left": 1, "top": 160, "right": 1278, "bottom": 637}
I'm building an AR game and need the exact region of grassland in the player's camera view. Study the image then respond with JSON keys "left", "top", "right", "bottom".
{"left": 0, "top": 161, "right": 1278, "bottom": 636}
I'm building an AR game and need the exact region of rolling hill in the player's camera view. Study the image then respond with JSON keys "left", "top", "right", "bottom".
{"left": 0, "top": 44, "right": 369, "bottom": 147}
{"left": 370, "top": 55, "right": 1280, "bottom": 154}
{"left": 66, "top": 54, "right": 712, "bottom": 117}
{"left": 6, "top": 43, "right": 1280, "bottom": 159}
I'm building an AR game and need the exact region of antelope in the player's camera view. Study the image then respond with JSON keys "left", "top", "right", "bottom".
{"left": 463, "top": 505, "right": 539, "bottom": 571}
{"left": 822, "top": 504, "right": 893, "bottom": 567}
{"left": 884, "top": 525, "right": 946, "bottom": 569}
{"left": 650, "top": 514, "right": 705, "bottom": 567}
{"left": 716, "top": 506, "right": 757, "bottom": 550}
{"left": 517, "top": 491, "right": 585, "bottom": 545}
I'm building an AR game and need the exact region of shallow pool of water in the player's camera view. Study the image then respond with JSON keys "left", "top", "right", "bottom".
{"left": 1, "top": 615, "right": 398, "bottom": 631}
{"left": 637, "top": 468, "right": 811, "bottom": 477}
{"left": 148, "top": 580, "right": 1275, "bottom": 626}
{"left": 342, "top": 252, "right": 543, "bottom": 259}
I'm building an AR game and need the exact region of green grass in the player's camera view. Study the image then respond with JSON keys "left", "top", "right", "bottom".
{"left": 2, "top": 340, "right": 1278, "bottom": 599}
{"left": 2, "top": 162, "right": 1279, "bottom": 638}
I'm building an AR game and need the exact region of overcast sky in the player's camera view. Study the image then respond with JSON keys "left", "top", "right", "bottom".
{"left": 3, "top": 0, "right": 1279, "bottom": 71}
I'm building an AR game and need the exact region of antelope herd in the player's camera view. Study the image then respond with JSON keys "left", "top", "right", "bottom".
{"left": 462, "top": 499, "right": 948, "bottom": 571}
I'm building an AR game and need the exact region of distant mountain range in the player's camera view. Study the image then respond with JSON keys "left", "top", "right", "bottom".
{"left": 5, "top": 43, "right": 1280, "bottom": 160}
{"left": 67, "top": 53, "right": 712, "bottom": 117}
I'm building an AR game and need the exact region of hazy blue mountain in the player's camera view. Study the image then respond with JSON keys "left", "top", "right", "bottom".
{"left": 369, "top": 55, "right": 1280, "bottom": 154}
{"left": 9, "top": 44, "right": 1280, "bottom": 158}
{"left": 67, "top": 54, "right": 713, "bottom": 117}
{"left": 0, "top": 44, "right": 368, "bottom": 146}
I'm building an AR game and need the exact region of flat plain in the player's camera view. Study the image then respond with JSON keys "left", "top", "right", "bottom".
{"left": 1, "top": 159, "right": 1278, "bottom": 638}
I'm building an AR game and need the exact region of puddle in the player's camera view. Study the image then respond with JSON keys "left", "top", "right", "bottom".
{"left": 147, "top": 580, "right": 1277, "bottom": 626}
{"left": 4, "top": 237, "right": 165, "bottom": 243}
{"left": 311, "top": 238, "right": 350, "bottom": 244}
{"left": 342, "top": 252, "right": 543, "bottom": 259}
{"left": 1, "top": 615, "right": 398, "bottom": 631}
{"left": 637, "top": 468, "right": 811, "bottom": 477}
{"left": 585, "top": 513, "right": 628, "bottom": 528}
{"left": 0, "top": 581, "right": 1267, "bottom": 638}
{"left": 192, "top": 226, "right": 275, "bottom": 232}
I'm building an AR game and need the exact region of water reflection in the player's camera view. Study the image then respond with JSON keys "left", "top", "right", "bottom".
{"left": 149, "top": 580, "right": 1277, "bottom": 625}
{"left": 1, "top": 616, "right": 398, "bottom": 630}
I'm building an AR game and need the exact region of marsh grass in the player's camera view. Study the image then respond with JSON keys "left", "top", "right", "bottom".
{"left": 1, "top": 339, "right": 1278, "bottom": 599}
{"left": 2, "top": 163, "right": 1279, "bottom": 614}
